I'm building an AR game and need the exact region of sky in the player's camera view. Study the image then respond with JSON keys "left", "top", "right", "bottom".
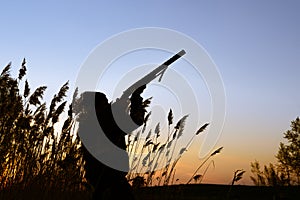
{"left": 1, "top": 0, "right": 300, "bottom": 185}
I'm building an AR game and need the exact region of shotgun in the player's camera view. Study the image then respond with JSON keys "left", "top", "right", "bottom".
{"left": 119, "top": 49, "right": 186, "bottom": 100}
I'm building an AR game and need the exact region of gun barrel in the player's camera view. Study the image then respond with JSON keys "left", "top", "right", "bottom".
{"left": 145, "top": 49, "right": 186, "bottom": 79}
{"left": 163, "top": 49, "right": 186, "bottom": 66}
{"left": 120, "top": 49, "right": 186, "bottom": 99}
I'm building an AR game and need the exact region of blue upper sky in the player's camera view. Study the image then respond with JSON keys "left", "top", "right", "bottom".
{"left": 1, "top": 0, "right": 299, "bottom": 184}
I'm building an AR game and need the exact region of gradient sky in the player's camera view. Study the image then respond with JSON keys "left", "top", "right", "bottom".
{"left": 1, "top": 0, "right": 300, "bottom": 185}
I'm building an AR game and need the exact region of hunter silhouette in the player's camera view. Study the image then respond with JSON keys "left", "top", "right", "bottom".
{"left": 78, "top": 85, "right": 147, "bottom": 200}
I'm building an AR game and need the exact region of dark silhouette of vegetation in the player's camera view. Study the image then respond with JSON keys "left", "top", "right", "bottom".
{"left": 126, "top": 108, "right": 217, "bottom": 187}
{"left": 231, "top": 169, "right": 246, "bottom": 186}
{"left": 192, "top": 174, "right": 202, "bottom": 184}
{"left": 226, "top": 169, "right": 246, "bottom": 199}
{"left": 0, "top": 60, "right": 87, "bottom": 199}
{"left": 0, "top": 59, "right": 224, "bottom": 199}
{"left": 250, "top": 117, "right": 300, "bottom": 186}
{"left": 276, "top": 117, "right": 300, "bottom": 185}
{"left": 186, "top": 147, "right": 223, "bottom": 184}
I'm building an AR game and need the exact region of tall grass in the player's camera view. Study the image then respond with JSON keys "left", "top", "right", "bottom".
{"left": 0, "top": 60, "right": 224, "bottom": 199}
{"left": 186, "top": 147, "right": 223, "bottom": 184}
{"left": 126, "top": 107, "right": 220, "bottom": 187}
{"left": 0, "top": 60, "right": 87, "bottom": 199}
